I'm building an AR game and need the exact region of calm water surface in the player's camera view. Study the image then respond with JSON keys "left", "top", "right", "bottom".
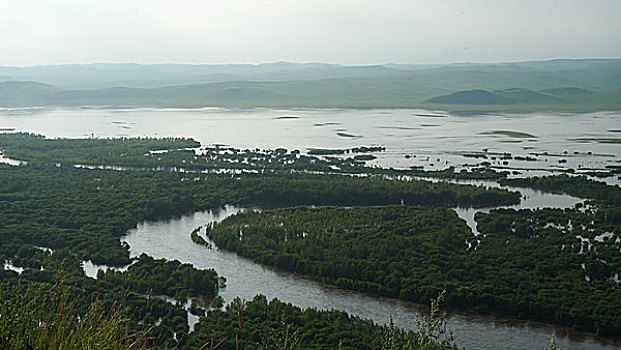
{"left": 1, "top": 108, "right": 620, "bottom": 349}
{"left": 122, "top": 204, "right": 620, "bottom": 350}
{"left": 0, "top": 108, "right": 619, "bottom": 184}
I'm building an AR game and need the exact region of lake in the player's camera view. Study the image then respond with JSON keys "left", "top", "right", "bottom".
{"left": 0, "top": 107, "right": 619, "bottom": 185}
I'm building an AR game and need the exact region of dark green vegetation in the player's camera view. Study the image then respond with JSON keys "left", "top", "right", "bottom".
{"left": 0, "top": 132, "right": 526, "bottom": 184}
{"left": 187, "top": 295, "right": 388, "bottom": 350}
{"left": 0, "top": 281, "right": 461, "bottom": 350}
{"left": 499, "top": 175, "right": 621, "bottom": 207}
{"left": 0, "top": 135, "right": 527, "bottom": 348}
{"left": 208, "top": 202, "right": 621, "bottom": 336}
{"left": 100, "top": 255, "right": 222, "bottom": 299}
{"left": 208, "top": 206, "right": 471, "bottom": 298}
{"left": 183, "top": 293, "right": 461, "bottom": 350}
{"left": 0, "top": 261, "right": 197, "bottom": 348}
{"left": 0, "top": 133, "right": 520, "bottom": 198}
{"left": 0, "top": 59, "right": 619, "bottom": 111}
{"left": 0, "top": 155, "right": 516, "bottom": 268}
{"left": 0, "top": 134, "right": 618, "bottom": 347}
{"left": 0, "top": 280, "right": 153, "bottom": 350}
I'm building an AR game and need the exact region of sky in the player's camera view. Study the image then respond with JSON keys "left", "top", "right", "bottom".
{"left": 1, "top": 0, "right": 620, "bottom": 66}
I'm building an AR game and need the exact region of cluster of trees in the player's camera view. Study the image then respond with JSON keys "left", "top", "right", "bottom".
{"left": 101, "top": 254, "right": 222, "bottom": 299}
{"left": 0, "top": 133, "right": 373, "bottom": 174}
{"left": 407, "top": 166, "right": 508, "bottom": 180}
{"left": 230, "top": 174, "right": 520, "bottom": 208}
{"left": 0, "top": 133, "right": 199, "bottom": 165}
{"left": 0, "top": 136, "right": 525, "bottom": 348}
{"left": 0, "top": 278, "right": 462, "bottom": 350}
{"left": 1, "top": 133, "right": 512, "bottom": 181}
{"left": 184, "top": 294, "right": 461, "bottom": 350}
{"left": 0, "top": 158, "right": 519, "bottom": 267}
{"left": 474, "top": 207, "right": 620, "bottom": 334}
{"left": 1, "top": 135, "right": 619, "bottom": 345}
{"left": 186, "top": 295, "right": 387, "bottom": 349}
{"left": 307, "top": 146, "right": 385, "bottom": 155}
{"left": 208, "top": 205, "right": 621, "bottom": 336}
{"left": 500, "top": 175, "right": 621, "bottom": 207}
{"left": 0, "top": 264, "right": 192, "bottom": 348}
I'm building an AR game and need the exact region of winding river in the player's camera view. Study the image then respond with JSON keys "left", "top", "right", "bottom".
{"left": 120, "top": 182, "right": 619, "bottom": 350}
{"left": 2, "top": 107, "right": 620, "bottom": 349}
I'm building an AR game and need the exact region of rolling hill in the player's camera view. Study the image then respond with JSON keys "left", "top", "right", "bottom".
{"left": 424, "top": 90, "right": 514, "bottom": 105}
{"left": 0, "top": 59, "right": 620, "bottom": 111}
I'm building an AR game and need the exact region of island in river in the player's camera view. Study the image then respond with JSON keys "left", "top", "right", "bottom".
{"left": 0, "top": 108, "right": 619, "bottom": 349}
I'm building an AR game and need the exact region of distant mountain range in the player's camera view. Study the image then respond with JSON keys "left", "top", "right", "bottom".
{"left": 0, "top": 59, "right": 619, "bottom": 111}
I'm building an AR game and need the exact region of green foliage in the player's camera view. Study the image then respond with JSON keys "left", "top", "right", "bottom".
{"left": 259, "top": 323, "right": 304, "bottom": 350}
{"left": 0, "top": 281, "right": 154, "bottom": 350}
{"left": 187, "top": 292, "right": 461, "bottom": 350}
{"left": 500, "top": 175, "right": 621, "bottom": 207}
{"left": 544, "top": 336, "right": 562, "bottom": 350}
{"left": 186, "top": 295, "right": 384, "bottom": 350}
{"left": 208, "top": 205, "right": 621, "bottom": 336}
{"left": 0, "top": 133, "right": 513, "bottom": 182}
{"left": 474, "top": 207, "right": 621, "bottom": 335}
{"left": 101, "top": 254, "right": 221, "bottom": 298}
{"left": 381, "top": 292, "right": 461, "bottom": 350}
{"left": 412, "top": 292, "right": 459, "bottom": 350}
{"left": 0, "top": 136, "right": 616, "bottom": 346}
{"left": 209, "top": 206, "right": 470, "bottom": 301}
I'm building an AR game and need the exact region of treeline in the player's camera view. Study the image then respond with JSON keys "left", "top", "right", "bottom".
{"left": 0, "top": 133, "right": 374, "bottom": 174}
{"left": 0, "top": 264, "right": 193, "bottom": 348}
{"left": 0, "top": 132, "right": 199, "bottom": 162}
{"left": 100, "top": 254, "right": 222, "bottom": 299}
{"left": 499, "top": 174, "right": 621, "bottom": 206}
{"left": 0, "top": 277, "right": 462, "bottom": 350}
{"left": 230, "top": 174, "right": 520, "bottom": 208}
{"left": 184, "top": 294, "right": 460, "bottom": 350}
{"left": 186, "top": 295, "right": 386, "bottom": 350}
{"left": 408, "top": 166, "right": 508, "bottom": 180}
{"left": 0, "top": 133, "right": 510, "bottom": 181}
{"left": 208, "top": 206, "right": 621, "bottom": 336}
{"left": 0, "top": 163, "right": 519, "bottom": 266}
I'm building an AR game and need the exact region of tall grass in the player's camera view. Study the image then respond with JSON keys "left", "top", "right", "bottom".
{"left": 0, "top": 281, "right": 154, "bottom": 350}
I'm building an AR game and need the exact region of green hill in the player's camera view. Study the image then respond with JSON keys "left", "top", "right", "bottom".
{"left": 424, "top": 89, "right": 514, "bottom": 105}
{"left": 495, "top": 88, "right": 561, "bottom": 104}
{"left": 0, "top": 59, "right": 620, "bottom": 111}
{"left": 0, "top": 81, "right": 60, "bottom": 106}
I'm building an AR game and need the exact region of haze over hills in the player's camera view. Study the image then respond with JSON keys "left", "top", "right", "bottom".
{"left": 0, "top": 59, "right": 620, "bottom": 111}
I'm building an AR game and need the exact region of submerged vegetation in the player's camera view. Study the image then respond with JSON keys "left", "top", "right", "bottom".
{"left": 0, "top": 134, "right": 619, "bottom": 348}
{"left": 207, "top": 205, "right": 621, "bottom": 335}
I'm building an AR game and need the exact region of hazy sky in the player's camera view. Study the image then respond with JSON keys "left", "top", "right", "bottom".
{"left": 1, "top": 0, "right": 620, "bottom": 66}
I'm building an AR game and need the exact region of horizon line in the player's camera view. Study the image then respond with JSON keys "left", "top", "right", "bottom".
{"left": 1, "top": 57, "right": 620, "bottom": 69}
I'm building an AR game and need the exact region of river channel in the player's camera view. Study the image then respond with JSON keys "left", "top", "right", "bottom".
{"left": 121, "top": 183, "right": 619, "bottom": 350}
{"left": 2, "top": 108, "right": 620, "bottom": 349}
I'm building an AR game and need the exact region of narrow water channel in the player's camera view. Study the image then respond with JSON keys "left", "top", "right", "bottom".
{"left": 121, "top": 201, "right": 620, "bottom": 350}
